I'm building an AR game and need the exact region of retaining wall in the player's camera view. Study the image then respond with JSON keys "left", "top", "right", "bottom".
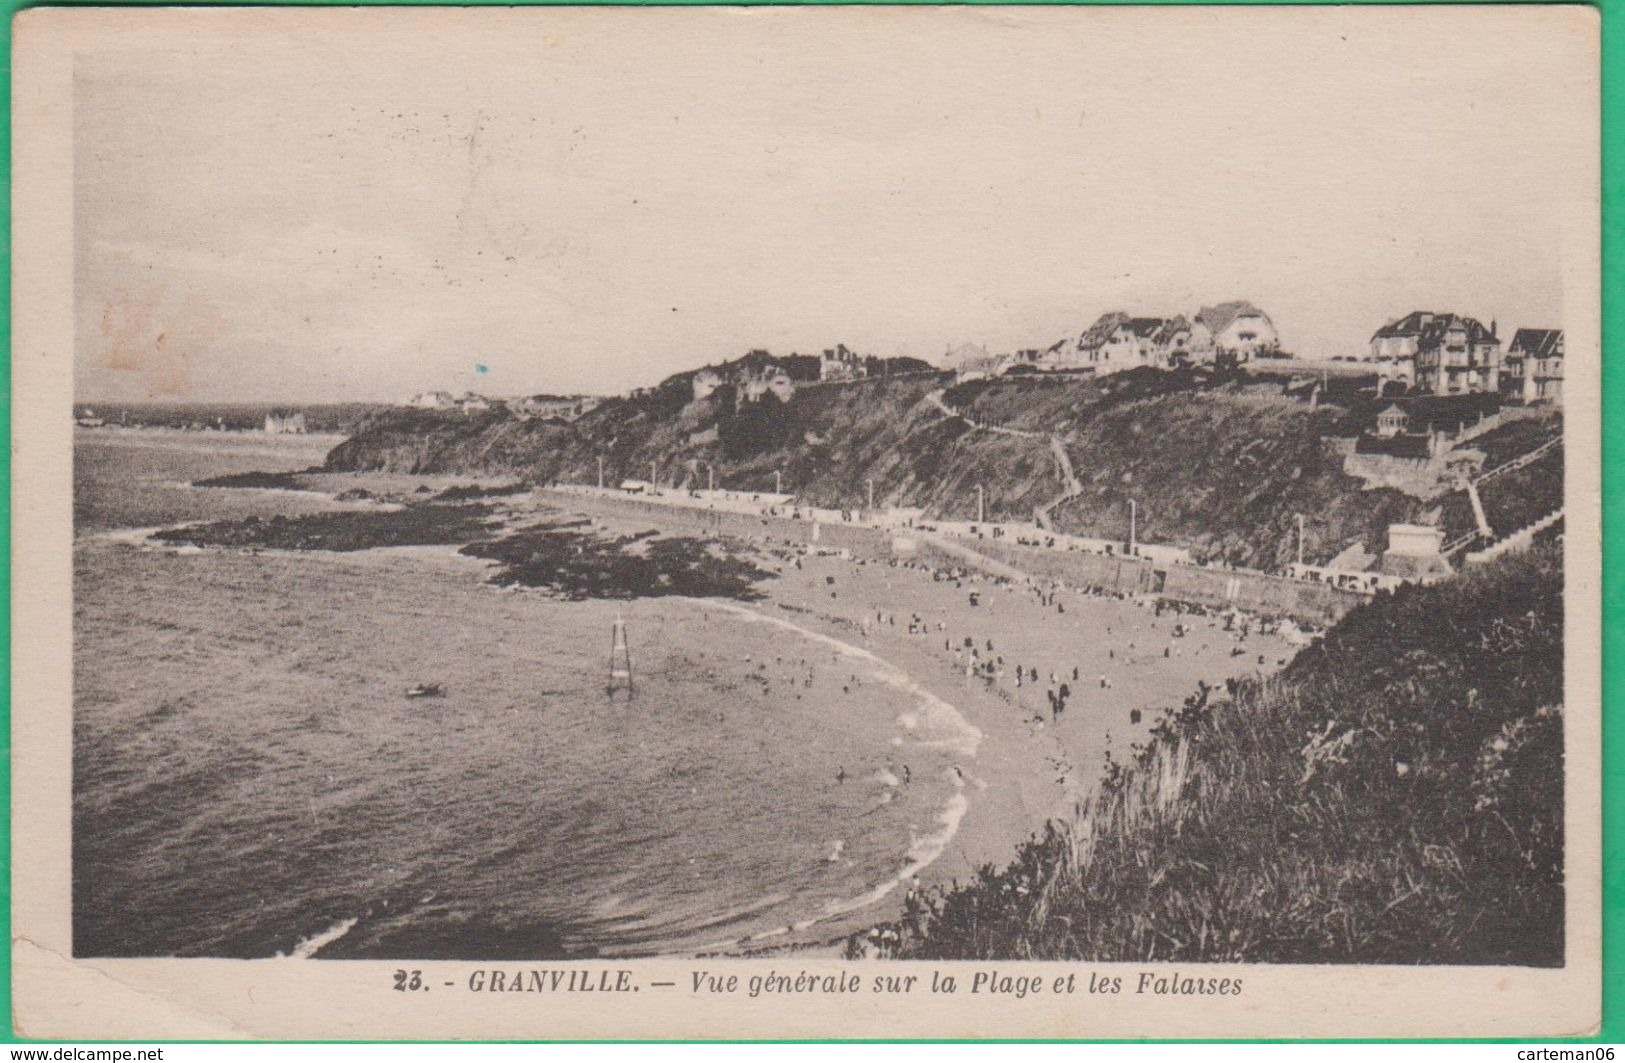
{"left": 943, "top": 536, "right": 1367, "bottom": 625}
{"left": 543, "top": 489, "right": 1371, "bottom": 625}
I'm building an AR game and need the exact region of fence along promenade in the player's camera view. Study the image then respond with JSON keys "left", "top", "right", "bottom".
{"left": 541, "top": 483, "right": 1369, "bottom": 626}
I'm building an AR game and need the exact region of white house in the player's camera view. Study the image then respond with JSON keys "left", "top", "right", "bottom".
{"left": 264, "top": 410, "right": 308, "bottom": 434}
{"left": 692, "top": 369, "right": 724, "bottom": 402}
{"left": 741, "top": 368, "right": 796, "bottom": 403}
{"left": 1190, "top": 302, "right": 1279, "bottom": 363}
{"left": 1501, "top": 328, "right": 1563, "bottom": 405}
{"left": 820, "top": 344, "right": 865, "bottom": 382}
{"left": 1370, "top": 312, "right": 1500, "bottom": 395}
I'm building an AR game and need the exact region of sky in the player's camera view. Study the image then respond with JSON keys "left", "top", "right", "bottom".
{"left": 72, "top": 6, "right": 1596, "bottom": 403}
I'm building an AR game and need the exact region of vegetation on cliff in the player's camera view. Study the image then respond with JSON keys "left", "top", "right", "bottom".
{"left": 327, "top": 367, "right": 1423, "bottom": 569}
{"left": 323, "top": 364, "right": 1560, "bottom": 570}
{"left": 860, "top": 546, "right": 1563, "bottom": 965}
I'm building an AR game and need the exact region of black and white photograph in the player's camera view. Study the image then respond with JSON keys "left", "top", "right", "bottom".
{"left": 12, "top": 3, "right": 1601, "bottom": 1040}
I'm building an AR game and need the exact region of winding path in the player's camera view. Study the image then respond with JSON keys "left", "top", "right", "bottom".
{"left": 924, "top": 389, "right": 1083, "bottom": 531}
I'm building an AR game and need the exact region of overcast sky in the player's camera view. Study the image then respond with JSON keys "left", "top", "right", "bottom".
{"left": 72, "top": 6, "right": 1595, "bottom": 403}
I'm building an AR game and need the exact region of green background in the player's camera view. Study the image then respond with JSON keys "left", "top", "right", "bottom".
{"left": 0, "top": 0, "right": 1615, "bottom": 1045}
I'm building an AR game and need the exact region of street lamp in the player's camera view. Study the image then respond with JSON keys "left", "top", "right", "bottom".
{"left": 1295, "top": 514, "right": 1305, "bottom": 567}
{"left": 1130, "top": 499, "right": 1138, "bottom": 556}
{"left": 866, "top": 478, "right": 874, "bottom": 512}
{"left": 977, "top": 484, "right": 985, "bottom": 524}
{"left": 597, "top": 455, "right": 605, "bottom": 489}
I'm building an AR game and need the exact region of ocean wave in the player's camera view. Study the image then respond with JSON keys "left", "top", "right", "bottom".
{"left": 683, "top": 598, "right": 983, "bottom": 952}
{"left": 693, "top": 599, "right": 983, "bottom": 759}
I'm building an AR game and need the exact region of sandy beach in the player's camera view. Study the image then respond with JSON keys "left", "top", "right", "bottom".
{"left": 548, "top": 497, "right": 1298, "bottom": 939}
{"left": 302, "top": 472, "right": 1299, "bottom": 948}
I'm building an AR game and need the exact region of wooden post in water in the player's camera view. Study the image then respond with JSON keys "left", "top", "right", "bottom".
{"left": 608, "top": 614, "right": 634, "bottom": 696}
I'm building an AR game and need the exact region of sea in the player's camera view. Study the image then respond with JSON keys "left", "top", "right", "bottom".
{"left": 72, "top": 429, "right": 980, "bottom": 959}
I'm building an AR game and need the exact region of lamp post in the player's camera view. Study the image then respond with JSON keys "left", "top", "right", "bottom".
{"left": 1296, "top": 514, "right": 1305, "bottom": 567}
{"left": 597, "top": 455, "right": 604, "bottom": 489}
{"left": 775, "top": 469, "right": 783, "bottom": 494}
{"left": 866, "top": 478, "right": 874, "bottom": 512}
{"left": 1130, "top": 499, "right": 1138, "bottom": 556}
{"left": 977, "top": 484, "right": 985, "bottom": 524}
{"left": 707, "top": 464, "right": 715, "bottom": 492}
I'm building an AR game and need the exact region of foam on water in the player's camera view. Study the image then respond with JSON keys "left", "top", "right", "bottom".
{"left": 281, "top": 916, "right": 359, "bottom": 959}
{"left": 694, "top": 599, "right": 983, "bottom": 759}
{"left": 79, "top": 435, "right": 1000, "bottom": 960}
{"left": 688, "top": 598, "right": 985, "bottom": 951}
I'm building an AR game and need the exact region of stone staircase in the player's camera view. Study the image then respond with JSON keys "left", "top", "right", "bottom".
{"left": 1443, "top": 436, "right": 1561, "bottom": 558}
{"left": 1034, "top": 436, "right": 1085, "bottom": 530}
{"left": 1465, "top": 508, "right": 1564, "bottom": 565}
{"left": 1476, "top": 436, "right": 1562, "bottom": 484}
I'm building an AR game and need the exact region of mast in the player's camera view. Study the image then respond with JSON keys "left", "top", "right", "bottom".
{"left": 608, "top": 613, "right": 633, "bottom": 696}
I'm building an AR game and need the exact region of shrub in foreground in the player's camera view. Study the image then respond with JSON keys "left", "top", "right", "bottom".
{"left": 866, "top": 547, "right": 1563, "bottom": 965}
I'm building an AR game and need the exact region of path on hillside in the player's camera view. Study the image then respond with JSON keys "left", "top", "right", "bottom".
{"left": 1475, "top": 436, "right": 1562, "bottom": 484}
{"left": 924, "top": 389, "right": 1045, "bottom": 440}
{"left": 1464, "top": 507, "right": 1565, "bottom": 565}
{"left": 925, "top": 389, "right": 1083, "bottom": 531}
{"left": 1444, "top": 436, "right": 1564, "bottom": 557}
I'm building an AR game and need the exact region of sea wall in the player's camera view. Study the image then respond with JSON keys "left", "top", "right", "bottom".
{"left": 544, "top": 489, "right": 1368, "bottom": 625}
{"left": 937, "top": 535, "right": 1366, "bottom": 625}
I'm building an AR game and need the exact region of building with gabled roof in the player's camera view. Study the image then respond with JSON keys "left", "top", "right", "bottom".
{"left": 1370, "top": 311, "right": 1501, "bottom": 395}
{"left": 1150, "top": 315, "right": 1193, "bottom": 362}
{"left": 1189, "top": 301, "right": 1279, "bottom": 363}
{"left": 1501, "top": 328, "right": 1564, "bottom": 405}
{"left": 1075, "top": 311, "right": 1132, "bottom": 361}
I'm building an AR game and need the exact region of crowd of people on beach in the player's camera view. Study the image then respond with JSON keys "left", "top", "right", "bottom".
{"left": 760, "top": 543, "right": 1302, "bottom": 756}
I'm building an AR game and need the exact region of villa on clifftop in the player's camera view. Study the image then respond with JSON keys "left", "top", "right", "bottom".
{"left": 1003, "top": 300, "right": 1280, "bottom": 377}
{"left": 1370, "top": 311, "right": 1501, "bottom": 396}
{"left": 1500, "top": 328, "right": 1564, "bottom": 406}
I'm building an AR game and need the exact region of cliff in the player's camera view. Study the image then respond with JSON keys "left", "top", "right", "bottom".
{"left": 324, "top": 366, "right": 1435, "bottom": 570}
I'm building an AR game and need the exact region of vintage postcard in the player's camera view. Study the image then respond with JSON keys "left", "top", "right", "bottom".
{"left": 10, "top": 4, "right": 1601, "bottom": 1040}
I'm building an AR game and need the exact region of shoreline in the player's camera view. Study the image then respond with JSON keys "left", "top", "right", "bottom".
{"left": 542, "top": 497, "right": 1298, "bottom": 954}
{"left": 88, "top": 461, "right": 1300, "bottom": 957}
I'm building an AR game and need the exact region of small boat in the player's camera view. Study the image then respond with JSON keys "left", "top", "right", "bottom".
{"left": 405, "top": 683, "right": 445, "bottom": 699}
